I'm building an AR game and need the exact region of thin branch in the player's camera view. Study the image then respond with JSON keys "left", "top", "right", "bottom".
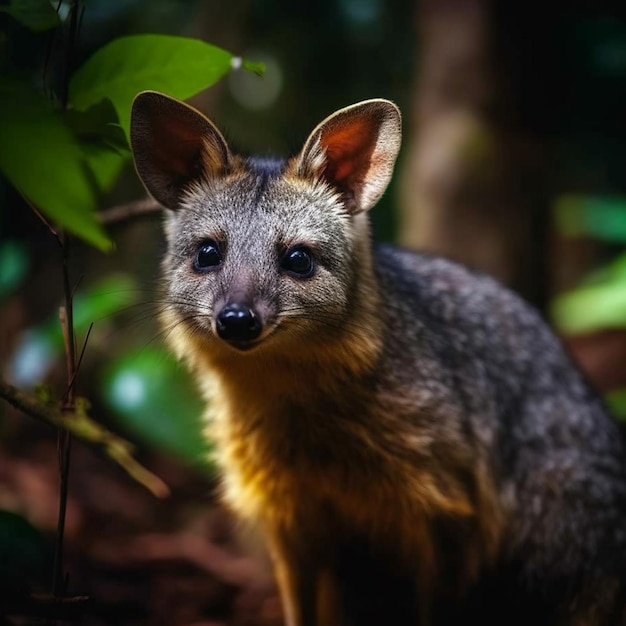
{"left": 55, "top": 235, "right": 77, "bottom": 599}
{"left": 0, "top": 379, "right": 170, "bottom": 499}
{"left": 98, "top": 196, "right": 162, "bottom": 225}
{"left": 3, "top": 592, "right": 92, "bottom": 619}
{"left": 55, "top": 0, "right": 83, "bottom": 591}
{"left": 19, "top": 191, "right": 62, "bottom": 245}
{"left": 53, "top": 427, "right": 71, "bottom": 597}
{"left": 73, "top": 322, "right": 94, "bottom": 382}
{"left": 59, "top": 305, "right": 76, "bottom": 406}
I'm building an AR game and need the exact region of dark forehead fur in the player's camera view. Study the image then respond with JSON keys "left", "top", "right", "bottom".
{"left": 245, "top": 156, "right": 286, "bottom": 178}
{"left": 240, "top": 156, "right": 288, "bottom": 208}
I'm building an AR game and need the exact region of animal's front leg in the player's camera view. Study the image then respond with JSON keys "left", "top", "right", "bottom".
{"left": 267, "top": 534, "right": 320, "bottom": 626}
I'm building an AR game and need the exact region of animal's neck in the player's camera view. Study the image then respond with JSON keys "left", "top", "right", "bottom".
{"left": 210, "top": 322, "right": 381, "bottom": 409}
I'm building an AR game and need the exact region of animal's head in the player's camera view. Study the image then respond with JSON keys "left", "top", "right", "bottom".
{"left": 130, "top": 92, "right": 401, "bottom": 360}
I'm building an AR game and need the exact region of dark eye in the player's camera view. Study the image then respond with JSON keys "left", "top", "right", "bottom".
{"left": 281, "top": 246, "right": 315, "bottom": 278}
{"left": 195, "top": 240, "right": 222, "bottom": 271}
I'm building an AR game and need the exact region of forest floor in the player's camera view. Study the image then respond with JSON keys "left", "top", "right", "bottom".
{"left": 0, "top": 417, "right": 282, "bottom": 626}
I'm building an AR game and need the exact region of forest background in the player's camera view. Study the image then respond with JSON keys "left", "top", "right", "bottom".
{"left": 2, "top": 1, "right": 626, "bottom": 624}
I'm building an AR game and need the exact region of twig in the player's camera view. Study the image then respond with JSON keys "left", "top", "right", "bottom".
{"left": 0, "top": 379, "right": 170, "bottom": 499}
{"left": 98, "top": 196, "right": 162, "bottom": 225}
{"left": 73, "top": 322, "right": 94, "bottom": 385}
{"left": 52, "top": 0, "right": 81, "bottom": 601}
{"left": 49, "top": 299, "right": 73, "bottom": 596}
{"left": 19, "top": 191, "right": 61, "bottom": 244}
{"left": 3, "top": 592, "right": 92, "bottom": 619}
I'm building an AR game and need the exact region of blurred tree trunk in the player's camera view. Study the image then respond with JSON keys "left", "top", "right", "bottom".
{"left": 187, "top": 0, "right": 251, "bottom": 114}
{"left": 398, "top": 0, "right": 549, "bottom": 308}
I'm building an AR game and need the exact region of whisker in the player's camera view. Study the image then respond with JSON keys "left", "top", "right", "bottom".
{"left": 147, "top": 313, "right": 211, "bottom": 348}
{"left": 115, "top": 296, "right": 455, "bottom": 356}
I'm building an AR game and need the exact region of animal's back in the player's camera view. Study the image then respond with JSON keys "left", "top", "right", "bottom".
{"left": 374, "top": 243, "right": 626, "bottom": 624}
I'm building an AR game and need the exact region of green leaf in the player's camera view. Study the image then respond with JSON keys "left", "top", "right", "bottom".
{"left": 35, "top": 272, "right": 139, "bottom": 350}
{"left": 0, "top": 0, "right": 60, "bottom": 32}
{"left": 0, "top": 510, "right": 47, "bottom": 588}
{"left": 606, "top": 388, "right": 626, "bottom": 421}
{"left": 82, "top": 145, "right": 126, "bottom": 193}
{"left": 102, "top": 346, "right": 211, "bottom": 469}
{"left": 71, "top": 273, "right": 139, "bottom": 330}
{"left": 551, "top": 252, "right": 626, "bottom": 334}
{"left": 555, "top": 193, "right": 626, "bottom": 242}
{"left": 242, "top": 58, "right": 266, "bottom": 76}
{"left": 552, "top": 281, "right": 626, "bottom": 334}
{"left": 0, "top": 78, "right": 111, "bottom": 250}
{"left": 0, "top": 240, "right": 28, "bottom": 300}
{"left": 10, "top": 273, "right": 139, "bottom": 386}
{"left": 66, "top": 99, "right": 129, "bottom": 193}
{"left": 70, "top": 34, "right": 237, "bottom": 136}
{"left": 577, "top": 253, "right": 626, "bottom": 287}
{"left": 66, "top": 99, "right": 129, "bottom": 153}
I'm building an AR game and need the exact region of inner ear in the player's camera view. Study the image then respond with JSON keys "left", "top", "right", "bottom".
{"left": 292, "top": 99, "right": 402, "bottom": 215}
{"left": 150, "top": 116, "right": 206, "bottom": 182}
{"left": 130, "top": 91, "right": 231, "bottom": 210}
{"left": 320, "top": 116, "right": 382, "bottom": 194}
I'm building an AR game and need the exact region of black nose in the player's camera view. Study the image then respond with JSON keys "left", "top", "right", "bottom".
{"left": 216, "top": 303, "right": 262, "bottom": 342}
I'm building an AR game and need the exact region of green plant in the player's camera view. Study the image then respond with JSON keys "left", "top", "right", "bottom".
{"left": 1, "top": 3, "right": 262, "bottom": 249}
{"left": 0, "top": 0, "right": 263, "bottom": 615}
{"left": 552, "top": 193, "right": 626, "bottom": 418}
{"left": 552, "top": 193, "right": 626, "bottom": 334}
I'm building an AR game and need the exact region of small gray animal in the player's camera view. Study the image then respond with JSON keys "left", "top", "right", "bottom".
{"left": 130, "top": 91, "right": 626, "bottom": 626}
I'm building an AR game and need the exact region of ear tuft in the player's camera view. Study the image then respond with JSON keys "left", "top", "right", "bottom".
{"left": 130, "top": 91, "right": 231, "bottom": 210}
{"left": 293, "top": 99, "right": 402, "bottom": 214}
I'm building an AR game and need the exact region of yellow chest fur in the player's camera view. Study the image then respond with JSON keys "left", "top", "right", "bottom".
{"left": 180, "top": 330, "right": 503, "bottom": 582}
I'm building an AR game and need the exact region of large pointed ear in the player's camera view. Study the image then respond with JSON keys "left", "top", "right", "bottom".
{"left": 130, "top": 91, "right": 232, "bottom": 210}
{"left": 291, "top": 99, "right": 401, "bottom": 214}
